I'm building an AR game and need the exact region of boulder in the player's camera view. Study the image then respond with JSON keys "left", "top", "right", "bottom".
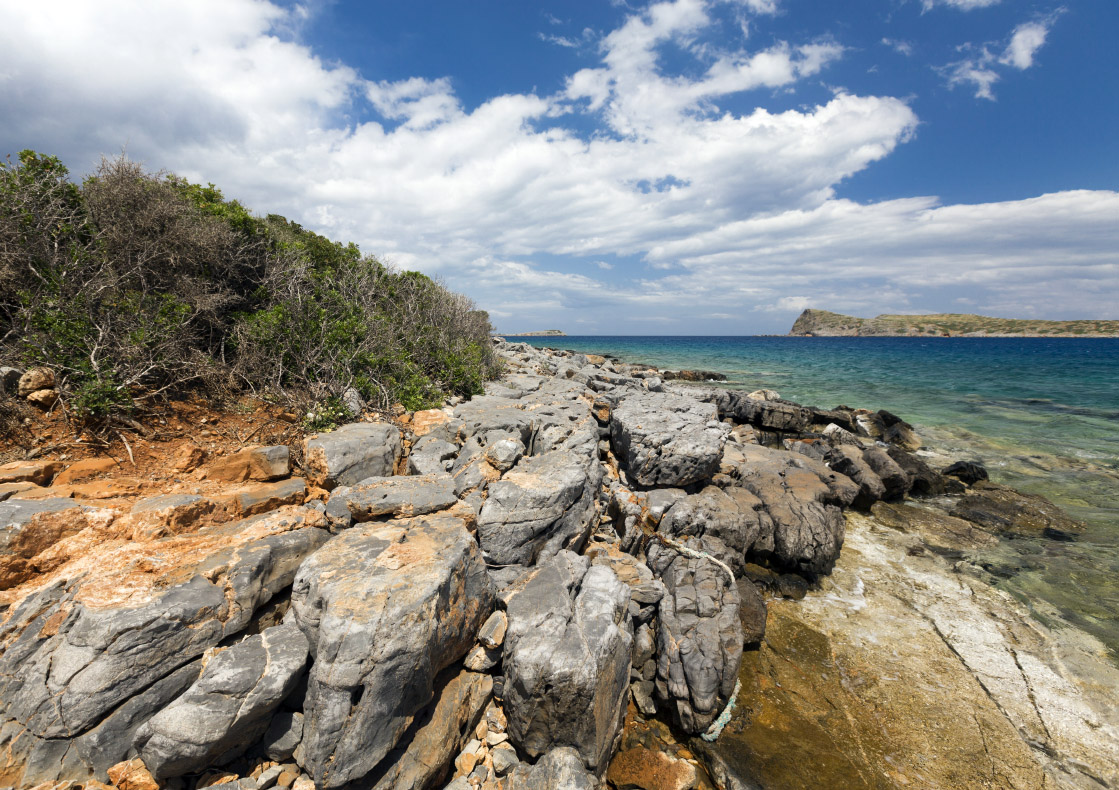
{"left": 260, "top": 711, "right": 304, "bottom": 762}
{"left": 452, "top": 398, "right": 533, "bottom": 446}
{"left": 501, "top": 747, "right": 598, "bottom": 790}
{"left": 502, "top": 552, "right": 633, "bottom": 773}
{"left": 476, "top": 450, "right": 600, "bottom": 566}
{"left": 610, "top": 392, "right": 726, "bottom": 487}
{"left": 408, "top": 435, "right": 460, "bottom": 476}
{"left": 485, "top": 438, "right": 525, "bottom": 472}
{"left": 365, "top": 668, "right": 492, "bottom": 790}
{"left": 336, "top": 474, "right": 458, "bottom": 522}
{"left": 54, "top": 458, "right": 120, "bottom": 486}
{"left": 648, "top": 536, "right": 743, "bottom": 734}
{"left": 885, "top": 447, "right": 946, "bottom": 496}
{"left": 657, "top": 486, "right": 770, "bottom": 572}
{"left": 135, "top": 622, "right": 310, "bottom": 778}
{"left": 607, "top": 746, "right": 699, "bottom": 790}
{"left": 213, "top": 478, "right": 307, "bottom": 519}
{"left": 723, "top": 444, "right": 850, "bottom": 574}
{"left": 0, "top": 507, "right": 329, "bottom": 786}
{"left": 861, "top": 447, "right": 911, "bottom": 500}
{"left": 205, "top": 446, "right": 290, "bottom": 483}
{"left": 303, "top": 423, "right": 401, "bottom": 489}
{"left": 128, "top": 494, "right": 215, "bottom": 539}
{"left": 290, "top": 515, "right": 494, "bottom": 788}
{"left": 17, "top": 367, "right": 55, "bottom": 397}
{"left": 826, "top": 446, "right": 886, "bottom": 509}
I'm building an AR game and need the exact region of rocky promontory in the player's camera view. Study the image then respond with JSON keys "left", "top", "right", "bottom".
{"left": 790, "top": 309, "right": 1119, "bottom": 337}
{"left": 1, "top": 342, "right": 1117, "bottom": 790}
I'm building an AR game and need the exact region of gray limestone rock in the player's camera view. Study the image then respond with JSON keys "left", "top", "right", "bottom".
{"left": 484, "top": 438, "right": 525, "bottom": 472}
{"left": 827, "top": 446, "right": 887, "bottom": 509}
{"left": 885, "top": 447, "right": 946, "bottom": 497}
{"left": 338, "top": 474, "right": 458, "bottom": 522}
{"left": 366, "top": 668, "right": 492, "bottom": 790}
{"left": 861, "top": 446, "right": 912, "bottom": 500}
{"left": 610, "top": 392, "right": 727, "bottom": 487}
{"left": 648, "top": 536, "right": 743, "bottom": 735}
{"left": 658, "top": 486, "right": 770, "bottom": 572}
{"left": 476, "top": 450, "right": 601, "bottom": 566}
{"left": 408, "top": 435, "right": 460, "bottom": 476}
{"left": 502, "top": 552, "right": 633, "bottom": 773}
{"left": 720, "top": 444, "right": 851, "bottom": 574}
{"left": 261, "top": 711, "right": 304, "bottom": 762}
{"left": 737, "top": 578, "right": 767, "bottom": 644}
{"left": 453, "top": 398, "right": 534, "bottom": 445}
{"left": 303, "top": 423, "right": 402, "bottom": 489}
{"left": 0, "top": 366, "right": 21, "bottom": 394}
{"left": 290, "top": 515, "right": 494, "bottom": 788}
{"left": 0, "top": 508, "right": 329, "bottom": 786}
{"left": 136, "top": 622, "right": 310, "bottom": 778}
{"left": 502, "top": 747, "right": 598, "bottom": 790}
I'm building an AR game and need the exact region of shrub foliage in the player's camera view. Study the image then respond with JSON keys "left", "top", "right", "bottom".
{"left": 0, "top": 150, "right": 497, "bottom": 423}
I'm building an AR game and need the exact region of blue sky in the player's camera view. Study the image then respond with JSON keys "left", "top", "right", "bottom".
{"left": 1, "top": 0, "right": 1116, "bottom": 334}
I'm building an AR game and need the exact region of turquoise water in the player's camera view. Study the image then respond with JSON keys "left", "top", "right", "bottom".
{"left": 520, "top": 336, "right": 1119, "bottom": 656}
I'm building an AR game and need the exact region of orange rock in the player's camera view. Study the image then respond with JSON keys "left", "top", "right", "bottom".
{"left": 17, "top": 367, "right": 54, "bottom": 397}
{"left": 197, "top": 771, "right": 239, "bottom": 788}
{"left": 0, "top": 460, "right": 64, "bottom": 486}
{"left": 107, "top": 758, "right": 159, "bottom": 790}
{"left": 411, "top": 408, "right": 451, "bottom": 438}
{"left": 204, "top": 445, "right": 290, "bottom": 483}
{"left": 212, "top": 478, "right": 307, "bottom": 519}
{"left": 171, "top": 444, "right": 207, "bottom": 472}
{"left": 54, "top": 457, "right": 120, "bottom": 485}
{"left": 606, "top": 746, "right": 698, "bottom": 790}
{"left": 0, "top": 481, "right": 40, "bottom": 500}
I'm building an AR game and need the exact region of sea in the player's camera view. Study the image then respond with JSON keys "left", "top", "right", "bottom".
{"left": 518, "top": 335, "right": 1119, "bottom": 662}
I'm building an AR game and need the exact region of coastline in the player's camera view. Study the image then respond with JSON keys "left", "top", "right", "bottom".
{"left": 1, "top": 338, "right": 1117, "bottom": 789}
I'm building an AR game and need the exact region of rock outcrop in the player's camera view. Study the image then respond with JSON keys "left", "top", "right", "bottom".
{"left": 290, "top": 514, "right": 494, "bottom": 788}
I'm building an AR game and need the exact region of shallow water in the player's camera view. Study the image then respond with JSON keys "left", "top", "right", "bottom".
{"left": 520, "top": 336, "right": 1119, "bottom": 659}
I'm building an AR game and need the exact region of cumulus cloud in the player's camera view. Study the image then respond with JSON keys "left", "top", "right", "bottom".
{"left": 0, "top": 0, "right": 1110, "bottom": 334}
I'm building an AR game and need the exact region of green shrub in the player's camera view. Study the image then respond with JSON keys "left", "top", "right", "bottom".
{"left": 1, "top": 150, "right": 498, "bottom": 427}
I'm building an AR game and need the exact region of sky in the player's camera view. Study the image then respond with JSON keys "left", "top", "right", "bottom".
{"left": 1, "top": 0, "right": 1116, "bottom": 335}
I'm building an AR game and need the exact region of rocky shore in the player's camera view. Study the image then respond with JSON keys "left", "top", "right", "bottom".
{"left": 1, "top": 340, "right": 1117, "bottom": 790}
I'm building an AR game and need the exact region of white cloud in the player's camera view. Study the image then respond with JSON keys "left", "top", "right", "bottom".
{"left": 940, "top": 15, "right": 1056, "bottom": 99}
{"left": 999, "top": 21, "right": 1050, "bottom": 70}
{"left": 0, "top": 0, "right": 1110, "bottom": 335}
{"left": 882, "top": 38, "right": 914, "bottom": 57}
{"left": 921, "top": 0, "right": 1001, "bottom": 10}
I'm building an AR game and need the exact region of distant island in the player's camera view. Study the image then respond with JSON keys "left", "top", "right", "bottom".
{"left": 790, "top": 309, "right": 1119, "bottom": 337}
{"left": 500, "top": 329, "right": 567, "bottom": 337}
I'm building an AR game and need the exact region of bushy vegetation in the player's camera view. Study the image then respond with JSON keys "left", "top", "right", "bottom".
{"left": 0, "top": 150, "right": 497, "bottom": 426}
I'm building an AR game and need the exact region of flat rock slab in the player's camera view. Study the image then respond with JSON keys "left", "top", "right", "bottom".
{"left": 0, "top": 507, "right": 329, "bottom": 786}
{"left": 290, "top": 515, "right": 494, "bottom": 788}
{"left": 339, "top": 474, "right": 458, "bottom": 522}
{"left": 136, "top": 621, "right": 309, "bottom": 778}
{"left": 304, "top": 423, "right": 401, "bottom": 489}
{"left": 476, "top": 450, "right": 600, "bottom": 567}
{"left": 0, "top": 460, "right": 64, "bottom": 486}
{"left": 610, "top": 392, "right": 726, "bottom": 487}
{"left": 950, "top": 482, "right": 1084, "bottom": 538}
{"left": 502, "top": 551, "right": 633, "bottom": 773}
